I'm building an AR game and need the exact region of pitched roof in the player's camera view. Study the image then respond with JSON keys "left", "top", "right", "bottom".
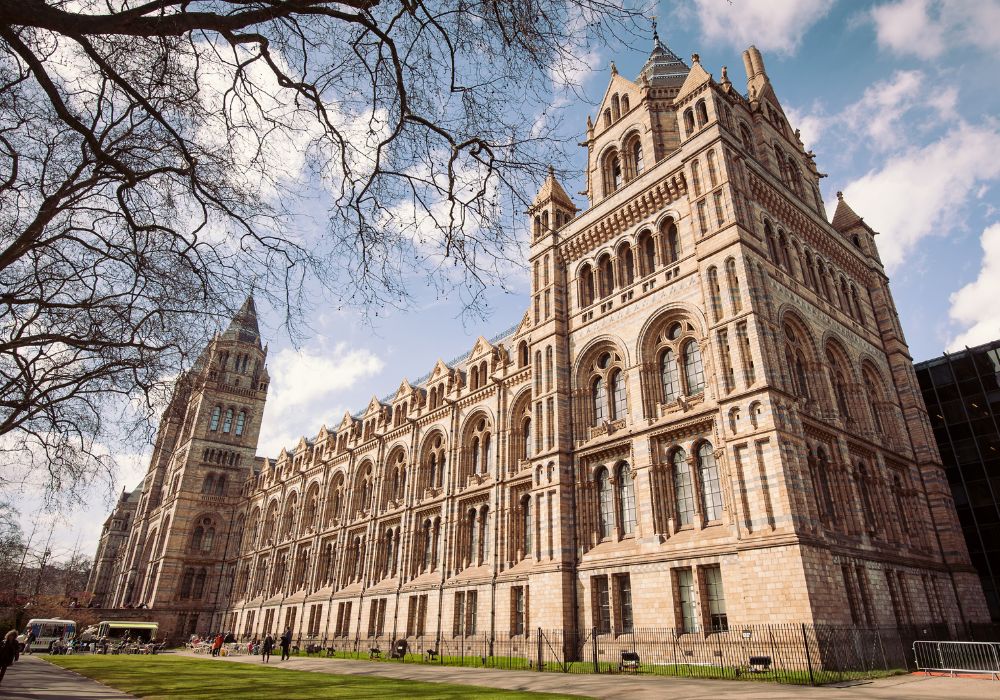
{"left": 532, "top": 166, "right": 576, "bottom": 211}
{"left": 831, "top": 192, "right": 872, "bottom": 234}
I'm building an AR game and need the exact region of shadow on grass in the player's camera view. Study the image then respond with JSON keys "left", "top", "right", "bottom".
{"left": 48, "top": 655, "right": 583, "bottom": 699}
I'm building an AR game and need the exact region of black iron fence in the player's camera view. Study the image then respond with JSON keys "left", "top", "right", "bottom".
{"left": 242, "top": 621, "right": 1000, "bottom": 686}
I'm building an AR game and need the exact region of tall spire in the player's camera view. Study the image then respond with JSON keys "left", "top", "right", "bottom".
{"left": 221, "top": 296, "right": 262, "bottom": 346}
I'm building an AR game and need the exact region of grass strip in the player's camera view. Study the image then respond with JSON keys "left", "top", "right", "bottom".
{"left": 48, "top": 654, "right": 586, "bottom": 699}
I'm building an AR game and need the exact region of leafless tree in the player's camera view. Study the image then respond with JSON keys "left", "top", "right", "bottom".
{"left": 0, "top": 1, "right": 643, "bottom": 498}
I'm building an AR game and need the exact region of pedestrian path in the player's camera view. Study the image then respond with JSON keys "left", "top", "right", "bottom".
{"left": 183, "top": 649, "right": 998, "bottom": 699}
{"left": 0, "top": 656, "right": 134, "bottom": 698}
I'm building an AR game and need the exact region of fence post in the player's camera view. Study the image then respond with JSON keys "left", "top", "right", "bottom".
{"left": 536, "top": 628, "right": 543, "bottom": 671}
{"left": 592, "top": 627, "right": 599, "bottom": 673}
{"left": 801, "top": 623, "right": 815, "bottom": 686}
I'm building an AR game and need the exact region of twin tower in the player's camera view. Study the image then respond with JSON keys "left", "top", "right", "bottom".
{"left": 91, "top": 37, "right": 989, "bottom": 643}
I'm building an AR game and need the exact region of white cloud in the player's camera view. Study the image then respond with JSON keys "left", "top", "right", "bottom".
{"left": 871, "top": 0, "right": 1000, "bottom": 59}
{"left": 948, "top": 222, "right": 1000, "bottom": 349}
{"left": 692, "top": 0, "right": 835, "bottom": 54}
{"left": 839, "top": 123, "right": 1000, "bottom": 272}
{"left": 788, "top": 70, "right": 936, "bottom": 154}
{"left": 258, "top": 344, "right": 384, "bottom": 455}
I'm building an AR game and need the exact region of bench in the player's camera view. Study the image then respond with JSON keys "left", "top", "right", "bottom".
{"left": 424, "top": 648, "right": 438, "bottom": 662}
{"left": 620, "top": 651, "right": 641, "bottom": 672}
{"left": 390, "top": 640, "right": 409, "bottom": 659}
{"left": 369, "top": 647, "right": 381, "bottom": 660}
{"left": 748, "top": 655, "right": 772, "bottom": 673}
{"left": 326, "top": 647, "right": 336, "bottom": 658}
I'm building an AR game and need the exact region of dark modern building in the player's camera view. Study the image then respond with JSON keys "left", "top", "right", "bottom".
{"left": 917, "top": 339, "right": 1000, "bottom": 621}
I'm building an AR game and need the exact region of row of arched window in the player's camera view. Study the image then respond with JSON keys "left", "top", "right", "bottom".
{"left": 208, "top": 405, "right": 248, "bottom": 436}
{"left": 602, "top": 92, "right": 631, "bottom": 128}
{"left": 600, "top": 132, "right": 644, "bottom": 198}
{"left": 200, "top": 473, "right": 227, "bottom": 497}
{"left": 178, "top": 567, "right": 207, "bottom": 599}
{"left": 201, "top": 448, "right": 239, "bottom": 467}
{"left": 781, "top": 315, "right": 899, "bottom": 443}
{"left": 578, "top": 217, "right": 680, "bottom": 308}
{"left": 764, "top": 221, "right": 870, "bottom": 328}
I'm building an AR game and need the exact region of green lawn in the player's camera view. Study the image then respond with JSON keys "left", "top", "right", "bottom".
{"left": 47, "top": 654, "right": 586, "bottom": 699}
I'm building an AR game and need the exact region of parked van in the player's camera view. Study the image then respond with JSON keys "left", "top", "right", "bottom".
{"left": 16, "top": 619, "right": 76, "bottom": 652}
{"left": 97, "top": 620, "right": 159, "bottom": 642}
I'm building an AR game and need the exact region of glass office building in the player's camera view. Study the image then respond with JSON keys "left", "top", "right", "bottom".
{"left": 916, "top": 340, "right": 1000, "bottom": 621}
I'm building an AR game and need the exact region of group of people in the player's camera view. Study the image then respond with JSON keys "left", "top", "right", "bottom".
{"left": 200, "top": 629, "right": 293, "bottom": 663}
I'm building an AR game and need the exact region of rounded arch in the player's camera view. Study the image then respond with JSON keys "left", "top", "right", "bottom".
{"left": 460, "top": 409, "right": 495, "bottom": 480}
{"left": 302, "top": 480, "right": 321, "bottom": 530}
{"left": 418, "top": 428, "right": 448, "bottom": 492}
{"left": 352, "top": 460, "right": 375, "bottom": 515}
{"left": 778, "top": 307, "right": 820, "bottom": 402}
{"left": 509, "top": 387, "right": 533, "bottom": 466}
{"left": 324, "top": 470, "right": 347, "bottom": 526}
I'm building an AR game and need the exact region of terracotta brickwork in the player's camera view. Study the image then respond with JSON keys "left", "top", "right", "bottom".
{"left": 97, "top": 39, "right": 990, "bottom": 643}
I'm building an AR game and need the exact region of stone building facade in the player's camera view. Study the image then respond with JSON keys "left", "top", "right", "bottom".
{"left": 96, "top": 39, "right": 990, "bottom": 643}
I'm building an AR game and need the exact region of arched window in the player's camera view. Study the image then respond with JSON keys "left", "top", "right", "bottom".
{"left": 617, "top": 462, "right": 636, "bottom": 535}
{"left": 610, "top": 369, "right": 627, "bottom": 420}
{"left": 673, "top": 449, "right": 694, "bottom": 526}
{"left": 691, "top": 159, "right": 702, "bottom": 196}
{"left": 480, "top": 506, "right": 491, "bottom": 563}
{"left": 683, "top": 108, "right": 695, "bottom": 136}
{"left": 637, "top": 230, "right": 656, "bottom": 275}
{"left": 631, "top": 137, "right": 644, "bottom": 176}
{"left": 660, "top": 348, "right": 680, "bottom": 403}
{"left": 209, "top": 406, "right": 221, "bottom": 431}
{"left": 698, "top": 442, "right": 723, "bottom": 522}
{"left": 611, "top": 94, "right": 620, "bottom": 121}
{"left": 598, "top": 254, "right": 614, "bottom": 298}
{"left": 468, "top": 509, "right": 479, "bottom": 567}
{"left": 593, "top": 376, "right": 607, "bottom": 423}
{"left": 523, "top": 417, "right": 532, "bottom": 459}
{"left": 522, "top": 496, "right": 533, "bottom": 556}
{"left": 783, "top": 323, "right": 811, "bottom": 400}
{"left": 470, "top": 436, "right": 480, "bottom": 475}
{"left": 603, "top": 109, "right": 611, "bottom": 128}
{"left": 518, "top": 341, "right": 529, "bottom": 368}
{"left": 201, "top": 474, "right": 215, "bottom": 494}
{"left": 663, "top": 218, "right": 680, "bottom": 264}
{"left": 707, "top": 266, "right": 723, "bottom": 321}
{"left": 725, "top": 258, "right": 742, "bottom": 313}
{"left": 180, "top": 569, "right": 194, "bottom": 598}
{"left": 222, "top": 408, "right": 234, "bottom": 433}
{"left": 215, "top": 475, "right": 226, "bottom": 496}
{"left": 596, "top": 467, "right": 613, "bottom": 539}
{"left": 191, "top": 526, "right": 204, "bottom": 551}
{"left": 202, "top": 527, "right": 215, "bottom": 552}
{"left": 619, "top": 243, "right": 635, "bottom": 286}
{"left": 696, "top": 99, "right": 708, "bottom": 127}
{"left": 235, "top": 411, "right": 246, "bottom": 436}
{"left": 483, "top": 434, "right": 492, "bottom": 473}
{"left": 683, "top": 341, "right": 705, "bottom": 394}
{"left": 603, "top": 150, "right": 622, "bottom": 196}
{"left": 621, "top": 95, "right": 630, "bottom": 113}
{"left": 827, "top": 350, "right": 852, "bottom": 422}
{"left": 739, "top": 123, "right": 755, "bottom": 156}
{"left": 579, "top": 263, "right": 595, "bottom": 307}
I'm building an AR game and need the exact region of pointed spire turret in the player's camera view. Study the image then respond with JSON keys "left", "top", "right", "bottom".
{"left": 221, "top": 295, "right": 262, "bottom": 346}
{"left": 831, "top": 192, "right": 871, "bottom": 234}
{"left": 532, "top": 165, "right": 576, "bottom": 212}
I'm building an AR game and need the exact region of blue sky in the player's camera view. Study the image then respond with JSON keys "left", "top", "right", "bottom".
{"left": 19, "top": 0, "right": 1000, "bottom": 558}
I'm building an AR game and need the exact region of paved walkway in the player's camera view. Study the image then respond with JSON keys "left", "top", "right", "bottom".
{"left": 0, "top": 656, "right": 134, "bottom": 699}
{"left": 181, "top": 649, "right": 998, "bottom": 699}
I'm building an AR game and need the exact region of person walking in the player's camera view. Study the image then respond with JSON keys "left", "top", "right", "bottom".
{"left": 261, "top": 633, "right": 273, "bottom": 663}
{"left": 279, "top": 628, "right": 292, "bottom": 661}
{"left": 212, "top": 633, "right": 224, "bottom": 657}
{"left": 0, "top": 630, "right": 19, "bottom": 685}
{"left": 23, "top": 629, "right": 35, "bottom": 655}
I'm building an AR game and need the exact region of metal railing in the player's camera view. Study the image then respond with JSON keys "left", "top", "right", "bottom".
{"left": 913, "top": 641, "right": 1000, "bottom": 679}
